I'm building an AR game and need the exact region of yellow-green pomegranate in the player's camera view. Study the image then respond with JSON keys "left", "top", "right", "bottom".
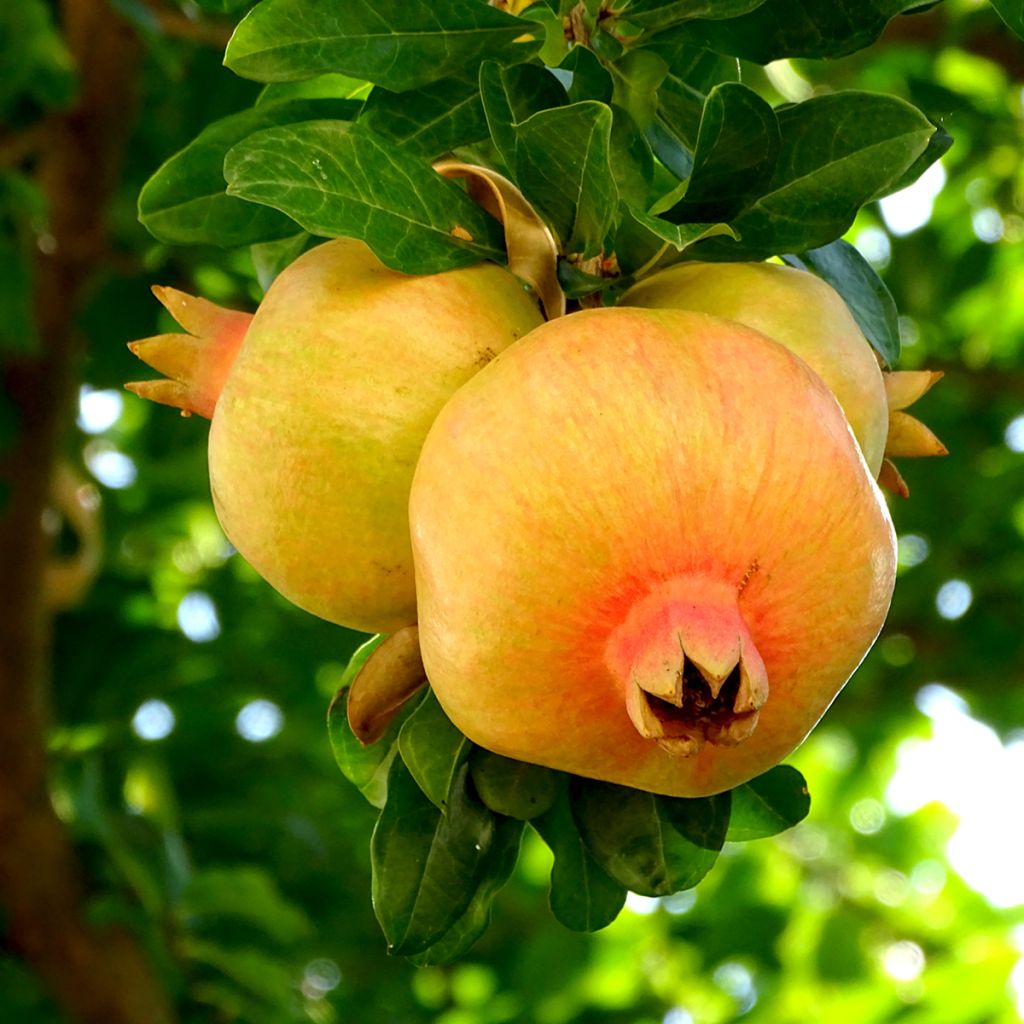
{"left": 411, "top": 307, "right": 896, "bottom": 797}
{"left": 621, "top": 261, "right": 890, "bottom": 476}
{"left": 128, "top": 238, "right": 543, "bottom": 632}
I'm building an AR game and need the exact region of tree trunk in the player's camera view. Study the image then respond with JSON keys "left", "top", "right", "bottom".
{"left": 0, "top": 2, "right": 177, "bottom": 1021}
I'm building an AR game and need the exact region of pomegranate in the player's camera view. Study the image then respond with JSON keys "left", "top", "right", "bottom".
{"left": 410, "top": 308, "right": 896, "bottom": 797}
{"left": 127, "top": 238, "right": 543, "bottom": 633}
{"left": 621, "top": 261, "right": 890, "bottom": 475}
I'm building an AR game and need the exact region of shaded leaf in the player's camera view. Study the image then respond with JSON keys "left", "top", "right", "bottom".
{"left": 533, "top": 788, "right": 626, "bottom": 931}
{"left": 179, "top": 867, "right": 313, "bottom": 944}
{"left": 626, "top": 0, "right": 768, "bottom": 32}
{"left": 514, "top": 101, "right": 617, "bottom": 256}
{"left": 560, "top": 46, "right": 613, "bottom": 104}
{"left": 371, "top": 759, "right": 496, "bottom": 955}
{"left": 989, "top": 0, "right": 1024, "bottom": 40}
{"left": 789, "top": 239, "right": 901, "bottom": 366}
{"left": 726, "top": 764, "right": 810, "bottom": 841}
{"left": 610, "top": 50, "right": 669, "bottom": 130}
{"left": 469, "top": 749, "right": 559, "bottom": 821}
{"left": 659, "top": 82, "right": 779, "bottom": 223}
{"left": 408, "top": 814, "right": 525, "bottom": 965}
{"left": 138, "top": 99, "right": 360, "bottom": 248}
{"left": 225, "top": 0, "right": 542, "bottom": 91}
{"left": 398, "top": 690, "right": 471, "bottom": 810}
{"left": 250, "top": 232, "right": 311, "bottom": 291}
{"left": 693, "top": 91, "right": 938, "bottom": 259}
{"left": 571, "top": 779, "right": 726, "bottom": 896}
{"left": 669, "top": 0, "right": 932, "bottom": 62}
{"left": 479, "top": 60, "right": 569, "bottom": 171}
{"left": 224, "top": 120, "right": 506, "bottom": 273}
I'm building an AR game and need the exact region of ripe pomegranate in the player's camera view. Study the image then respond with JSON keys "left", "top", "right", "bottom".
{"left": 621, "top": 261, "right": 890, "bottom": 475}
{"left": 621, "top": 261, "right": 948, "bottom": 495}
{"left": 410, "top": 308, "right": 896, "bottom": 797}
{"left": 127, "top": 238, "right": 543, "bottom": 633}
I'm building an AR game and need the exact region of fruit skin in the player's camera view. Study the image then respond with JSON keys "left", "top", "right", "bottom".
{"left": 621, "top": 261, "right": 889, "bottom": 477}
{"left": 411, "top": 307, "right": 896, "bottom": 797}
{"left": 131, "top": 238, "right": 543, "bottom": 633}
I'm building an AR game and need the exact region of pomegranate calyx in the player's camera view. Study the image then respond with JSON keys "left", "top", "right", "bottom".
{"left": 879, "top": 369, "right": 947, "bottom": 496}
{"left": 610, "top": 578, "right": 769, "bottom": 758}
{"left": 126, "top": 286, "right": 252, "bottom": 419}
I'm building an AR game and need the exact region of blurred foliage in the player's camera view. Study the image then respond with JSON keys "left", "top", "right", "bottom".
{"left": 3, "top": 0, "right": 1024, "bottom": 1021}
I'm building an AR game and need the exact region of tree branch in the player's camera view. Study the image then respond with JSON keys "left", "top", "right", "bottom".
{"left": 0, "top": 2, "right": 176, "bottom": 1022}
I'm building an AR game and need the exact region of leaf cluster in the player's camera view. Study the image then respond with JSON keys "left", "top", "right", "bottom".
{"left": 328, "top": 645, "right": 809, "bottom": 963}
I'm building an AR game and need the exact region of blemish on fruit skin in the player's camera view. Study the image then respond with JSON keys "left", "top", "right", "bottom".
{"left": 738, "top": 559, "right": 760, "bottom": 594}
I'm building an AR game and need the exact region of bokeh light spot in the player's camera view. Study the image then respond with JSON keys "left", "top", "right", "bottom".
{"left": 132, "top": 699, "right": 175, "bottom": 741}
{"left": 935, "top": 579, "right": 972, "bottom": 620}
{"left": 176, "top": 591, "right": 221, "bottom": 642}
{"left": 236, "top": 699, "right": 284, "bottom": 742}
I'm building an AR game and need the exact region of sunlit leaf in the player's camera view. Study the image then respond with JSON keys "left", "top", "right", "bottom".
{"left": 224, "top": 120, "right": 506, "bottom": 272}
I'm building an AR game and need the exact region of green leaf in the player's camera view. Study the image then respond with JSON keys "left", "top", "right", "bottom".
{"left": 560, "top": 46, "right": 613, "bottom": 105}
{"left": 624, "top": 208, "right": 736, "bottom": 254}
{"left": 225, "top": 0, "right": 542, "bottom": 91}
{"left": 469, "top": 749, "right": 559, "bottom": 821}
{"left": 479, "top": 60, "right": 569, "bottom": 172}
{"left": 533, "top": 789, "right": 626, "bottom": 932}
{"left": 224, "top": 120, "right": 506, "bottom": 273}
{"left": 725, "top": 764, "right": 811, "bottom": 841}
{"left": 571, "top": 779, "right": 727, "bottom": 897}
{"left": 179, "top": 867, "right": 313, "bottom": 943}
{"left": 790, "top": 239, "right": 901, "bottom": 366}
{"left": 626, "top": 0, "right": 768, "bottom": 33}
{"left": 610, "top": 107, "right": 657, "bottom": 209}
{"left": 0, "top": 0, "right": 76, "bottom": 117}
{"left": 408, "top": 814, "right": 525, "bottom": 965}
{"left": 190, "top": 0, "right": 251, "bottom": 12}
{"left": 138, "top": 99, "right": 360, "bottom": 248}
{"left": 359, "top": 73, "right": 488, "bottom": 160}
{"left": 659, "top": 82, "right": 779, "bottom": 223}
{"left": 670, "top": 0, "right": 931, "bottom": 63}
{"left": 692, "top": 91, "right": 938, "bottom": 260}
{"left": 327, "top": 635, "right": 414, "bottom": 808}
{"left": 256, "top": 73, "right": 372, "bottom": 105}
{"left": 610, "top": 50, "right": 669, "bottom": 130}
{"left": 250, "top": 232, "right": 311, "bottom": 291}
{"left": 989, "top": 0, "right": 1024, "bottom": 40}
{"left": 398, "top": 690, "right": 471, "bottom": 810}
{"left": 370, "top": 759, "right": 496, "bottom": 956}
{"left": 326, "top": 697, "right": 412, "bottom": 809}
{"left": 514, "top": 102, "right": 617, "bottom": 256}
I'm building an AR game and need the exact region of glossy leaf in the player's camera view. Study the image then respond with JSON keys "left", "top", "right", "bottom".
{"left": 659, "top": 82, "right": 779, "bottom": 223}
{"left": 398, "top": 690, "right": 471, "bottom": 810}
{"left": 138, "top": 99, "right": 360, "bottom": 248}
{"left": 225, "top": 0, "right": 542, "bottom": 91}
{"left": 571, "top": 779, "right": 726, "bottom": 896}
{"left": 533, "top": 789, "right": 627, "bottom": 931}
{"left": 693, "top": 91, "right": 938, "bottom": 259}
{"left": 990, "top": 0, "right": 1024, "bottom": 40}
{"left": 514, "top": 101, "right": 617, "bottom": 256}
{"left": 407, "top": 814, "right": 525, "bottom": 965}
{"left": 327, "top": 636, "right": 419, "bottom": 808}
{"left": 370, "top": 759, "right": 496, "bottom": 956}
{"left": 479, "top": 60, "right": 569, "bottom": 171}
{"left": 669, "top": 0, "right": 931, "bottom": 62}
{"left": 626, "top": 0, "right": 767, "bottom": 33}
{"left": 790, "top": 239, "right": 901, "bottom": 366}
{"left": 359, "top": 73, "right": 488, "bottom": 159}
{"left": 469, "top": 749, "right": 559, "bottom": 821}
{"left": 224, "top": 120, "right": 506, "bottom": 273}
{"left": 726, "top": 765, "right": 811, "bottom": 841}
